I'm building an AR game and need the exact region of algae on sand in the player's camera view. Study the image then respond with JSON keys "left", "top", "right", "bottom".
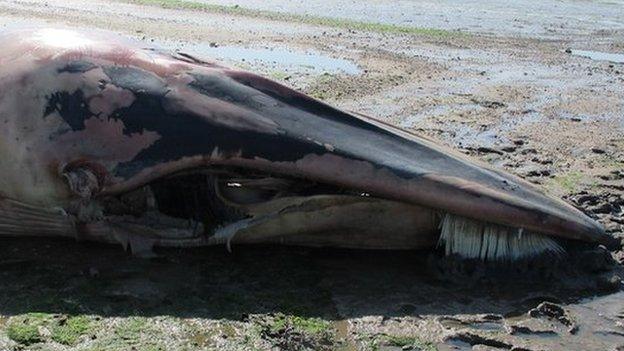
{"left": 5, "top": 313, "right": 95, "bottom": 347}
{"left": 121, "top": 0, "right": 459, "bottom": 37}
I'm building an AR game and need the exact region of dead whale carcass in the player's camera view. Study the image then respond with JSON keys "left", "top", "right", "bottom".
{"left": 0, "top": 27, "right": 614, "bottom": 259}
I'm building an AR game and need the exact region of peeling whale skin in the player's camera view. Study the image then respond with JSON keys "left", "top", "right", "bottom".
{"left": 0, "top": 27, "right": 615, "bottom": 254}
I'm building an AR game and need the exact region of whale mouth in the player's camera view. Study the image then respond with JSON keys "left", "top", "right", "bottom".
{"left": 94, "top": 166, "right": 439, "bottom": 252}
{"left": 84, "top": 164, "right": 565, "bottom": 261}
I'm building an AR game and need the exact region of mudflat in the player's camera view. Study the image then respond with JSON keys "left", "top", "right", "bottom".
{"left": 0, "top": 0, "right": 622, "bottom": 350}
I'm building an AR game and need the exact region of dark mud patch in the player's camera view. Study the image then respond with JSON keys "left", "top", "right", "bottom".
{"left": 0, "top": 238, "right": 619, "bottom": 316}
{"left": 0, "top": 232, "right": 621, "bottom": 350}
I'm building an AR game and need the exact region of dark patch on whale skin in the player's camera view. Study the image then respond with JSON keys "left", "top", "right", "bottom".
{"left": 44, "top": 90, "right": 92, "bottom": 131}
{"left": 41, "top": 64, "right": 420, "bottom": 185}
{"left": 189, "top": 71, "right": 445, "bottom": 181}
{"left": 189, "top": 73, "right": 253, "bottom": 104}
{"left": 188, "top": 72, "right": 427, "bottom": 160}
{"left": 41, "top": 64, "right": 442, "bottom": 186}
{"left": 57, "top": 61, "right": 97, "bottom": 74}
{"left": 184, "top": 71, "right": 431, "bottom": 183}
{"left": 37, "top": 63, "right": 330, "bottom": 180}
{"left": 112, "top": 91, "right": 328, "bottom": 180}
{"left": 102, "top": 66, "right": 169, "bottom": 96}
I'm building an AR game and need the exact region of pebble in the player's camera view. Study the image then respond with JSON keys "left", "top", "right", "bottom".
{"left": 528, "top": 302, "right": 576, "bottom": 332}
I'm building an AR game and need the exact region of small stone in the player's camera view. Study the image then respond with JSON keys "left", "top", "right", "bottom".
{"left": 520, "top": 148, "right": 537, "bottom": 155}
{"left": 572, "top": 193, "right": 600, "bottom": 205}
{"left": 513, "top": 139, "right": 525, "bottom": 146}
{"left": 587, "top": 202, "right": 615, "bottom": 214}
{"left": 528, "top": 302, "right": 564, "bottom": 320}
{"left": 528, "top": 302, "right": 576, "bottom": 331}
{"left": 531, "top": 157, "right": 553, "bottom": 165}
{"left": 481, "top": 314, "right": 504, "bottom": 321}
{"left": 471, "top": 98, "right": 506, "bottom": 109}
{"left": 518, "top": 165, "right": 551, "bottom": 177}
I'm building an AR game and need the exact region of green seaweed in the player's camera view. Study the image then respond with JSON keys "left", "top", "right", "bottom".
{"left": 6, "top": 313, "right": 52, "bottom": 345}
{"left": 122, "top": 0, "right": 459, "bottom": 37}
{"left": 51, "top": 315, "right": 94, "bottom": 345}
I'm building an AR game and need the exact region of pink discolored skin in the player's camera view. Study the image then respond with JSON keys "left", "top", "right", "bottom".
{"left": 0, "top": 26, "right": 614, "bottom": 248}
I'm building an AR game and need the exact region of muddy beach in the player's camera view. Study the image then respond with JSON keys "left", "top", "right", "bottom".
{"left": 0, "top": 0, "right": 622, "bottom": 350}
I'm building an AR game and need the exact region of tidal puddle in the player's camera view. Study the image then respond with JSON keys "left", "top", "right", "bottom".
{"left": 571, "top": 50, "right": 624, "bottom": 64}
{"left": 182, "top": 43, "right": 360, "bottom": 74}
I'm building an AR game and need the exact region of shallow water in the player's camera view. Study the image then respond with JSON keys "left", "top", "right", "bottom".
{"left": 571, "top": 50, "right": 624, "bottom": 64}
{"left": 183, "top": 44, "right": 361, "bottom": 74}
{"left": 503, "top": 291, "right": 624, "bottom": 351}
{"left": 192, "top": 0, "right": 624, "bottom": 39}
